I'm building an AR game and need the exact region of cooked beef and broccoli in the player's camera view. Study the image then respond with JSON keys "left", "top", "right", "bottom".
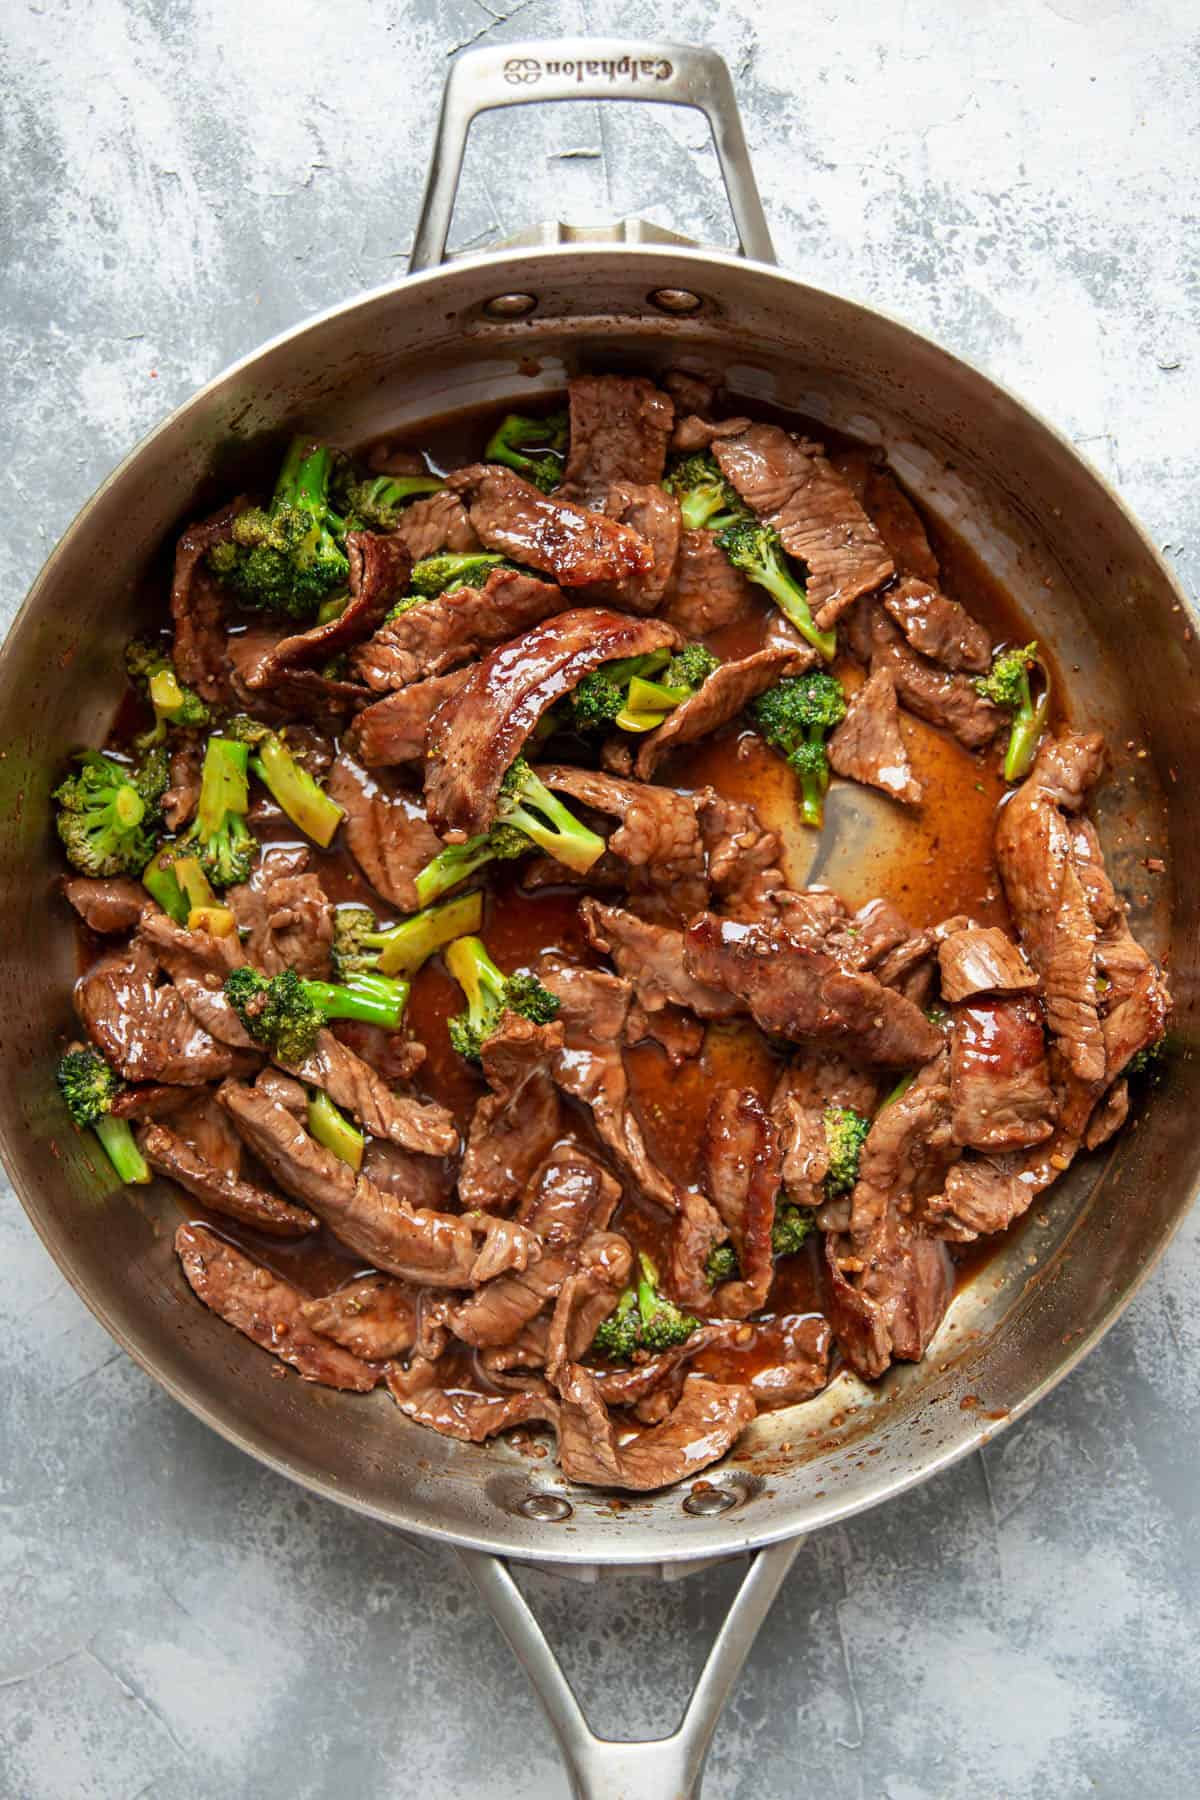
{"left": 53, "top": 372, "right": 1170, "bottom": 1493}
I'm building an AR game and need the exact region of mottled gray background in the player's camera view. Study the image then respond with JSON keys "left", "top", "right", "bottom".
{"left": 2, "top": 2, "right": 1198, "bottom": 1795}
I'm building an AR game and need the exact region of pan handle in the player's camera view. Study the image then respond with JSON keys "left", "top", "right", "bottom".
{"left": 457, "top": 1538, "right": 801, "bottom": 1800}
{"left": 410, "top": 38, "right": 776, "bottom": 273}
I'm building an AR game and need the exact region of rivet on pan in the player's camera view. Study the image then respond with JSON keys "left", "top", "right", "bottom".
{"left": 649, "top": 287, "right": 703, "bottom": 315}
{"left": 517, "top": 1492, "right": 573, "bottom": 1522}
{"left": 682, "top": 1484, "right": 737, "bottom": 1516}
{"left": 484, "top": 292, "right": 538, "bottom": 318}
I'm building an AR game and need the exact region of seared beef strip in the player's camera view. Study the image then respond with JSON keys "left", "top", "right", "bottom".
{"left": 162, "top": 741, "right": 202, "bottom": 833}
{"left": 862, "top": 466, "right": 942, "bottom": 585}
{"left": 300, "top": 1275, "right": 419, "bottom": 1360}
{"left": 536, "top": 765, "right": 707, "bottom": 904}
{"left": 561, "top": 375, "right": 674, "bottom": 499}
{"left": 825, "top": 1215, "right": 952, "bottom": 1382}
{"left": 76, "top": 940, "right": 249, "bottom": 1085}
{"left": 736, "top": 1314, "right": 834, "bottom": 1408}
{"left": 863, "top": 608, "right": 1002, "bottom": 750}
{"left": 446, "top": 465, "right": 654, "bottom": 588}
{"left": 348, "top": 668, "right": 471, "bottom": 768}
{"left": 661, "top": 528, "right": 759, "bottom": 636}
{"left": 827, "top": 668, "right": 923, "bottom": 806}
{"left": 175, "top": 1222, "right": 379, "bottom": 1391}
{"left": 937, "top": 925, "right": 1039, "bottom": 1001}
{"left": 882, "top": 577, "right": 992, "bottom": 675}
{"left": 848, "top": 1051, "right": 954, "bottom": 1238}
{"left": 386, "top": 490, "right": 480, "bottom": 562}
{"left": 140, "top": 1119, "right": 318, "bottom": 1237}
{"left": 281, "top": 1028, "right": 457, "bottom": 1156}
{"left": 712, "top": 424, "right": 894, "bottom": 628}
{"left": 696, "top": 792, "right": 784, "bottom": 919}
{"left": 226, "top": 846, "right": 332, "bottom": 979}
{"left": 386, "top": 1359, "right": 560, "bottom": 1444}
{"left": 634, "top": 647, "right": 797, "bottom": 780}
{"left": 458, "top": 1014, "right": 565, "bottom": 1213}
{"left": 63, "top": 877, "right": 148, "bottom": 935}
{"left": 924, "top": 1134, "right": 1076, "bottom": 1243}
{"left": 424, "top": 609, "right": 680, "bottom": 840}
{"left": 702, "top": 1089, "right": 780, "bottom": 1317}
{"left": 136, "top": 911, "right": 253, "bottom": 1048}
{"left": 226, "top": 632, "right": 372, "bottom": 728}
{"left": 556, "top": 1368, "right": 756, "bottom": 1491}
{"left": 597, "top": 481, "right": 682, "bottom": 612}
{"left": 949, "top": 996, "right": 1056, "bottom": 1152}
{"left": 580, "top": 899, "right": 739, "bottom": 1021}
{"left": 684, "top": 913, "right": 944, "bottom": 1067}
{"left": 171, "top": 499, "right": 243, "bottom": 702}
{"left": 351, "top": 568, "right": 564, "bottom": 692}
{"left": 233, "top": 532, "right": 411, "bottom": 691}
{"left": 325, "top": 751, "right": 444, "bottom": 910}
{"left": 544, "top": 1231, "right": 637, "bottom": 1372}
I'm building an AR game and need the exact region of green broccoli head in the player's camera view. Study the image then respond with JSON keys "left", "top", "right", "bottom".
{"left": 664, "top": 452, "right": 746, "bottom": 531}
{"left": 715, "top": 518, "right": 838, "bottom": 662}
{"left": 591, "top": 1252, "right": 699, "bottom": 1359}
{"left": 445, "top": 935, "right": 560, "bottom": 1062}
{"left": 974, "top": 643, "right": 1051, "bottom": 783}
{"left": 569, "top": 671, "right": 625, "bottom": 731}
{"left": 207, "top": 438, "right": 350, "bottom": 619}
{"left": 975, "top": 642, "right": 1039, "bottom": 711}
{"left": 56, "top": 1045, "right": 123, "bottom": 1128}
{"left": 335, "top": 471, "right": 444, "bottom": 531}
{"left": 591, "top": 1288, "right": 641, "bottom": 1359}
{"left": 1126, "top": 1034, "right": 1167, "bottom": 1080}
{"left": 331, "top": 905, "right": 380, "bottom": 980}
{"left": 771, "top": 1201, "right": 814, "bottom": 1258}
{"left": 495, "top": 757, "right": 606, "bottom": 875}
{"left": 822, "top": 1105, "right": 870, "bottom": 1198}
{"left": 705, "top": 1243, "right": 740, "bottom": 1286}
{"left": 54, "top": 751, "right": 160, "bottom": 878}
{"left": 187, "top": 736, "right": 258, "bottom": 890}
{"left": 484, "top": 411, "right": 569, "bottom": 493}
{"left": 125, "top": 639, "right": 211, "bottom": 736}
{"left": 749, "top": 671, "right": 847, "bottom": 828}
{"left": 225, "top": 966, "right": 323, "bottom": 1063}
{"left": 665, "top": 642, "right": 720, "bottom": 691}
{"left": 407, "top": 552, "right": 510, "bottom": 602}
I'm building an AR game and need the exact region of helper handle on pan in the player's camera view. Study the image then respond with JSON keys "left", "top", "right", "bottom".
{"left": 410, "top": 38, "right": 776, "bottom": 272}
{"left": 458, "top": 1539, "right": 801, "bottom": 1800}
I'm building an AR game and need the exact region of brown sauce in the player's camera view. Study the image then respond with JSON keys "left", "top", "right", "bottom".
{"left": 93, "top": 395, "right": 1055, "bottom": 1400}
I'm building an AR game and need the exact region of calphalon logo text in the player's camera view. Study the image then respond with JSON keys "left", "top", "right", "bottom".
{"left": 503, "top": 54, "right": 674, "bottom": 86}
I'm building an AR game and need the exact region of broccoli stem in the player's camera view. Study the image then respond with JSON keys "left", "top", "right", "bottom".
{"left": 316, "top": 594, "right": 348, "bottom": 626}
{"left": 187, "top": 905, "right": 236, "bottom": 937}
{"left": 147, "top": 667, "right": 186, "bottom": 716}
{"left": 413, "top": 836, "right": 505, "bottom": 909}
{"left": 370, "top": 890, "right": 485, "bottom": 977}
{"left": 250, "top": 738, "right": 343, "bottom": 847}
{"left": 1003, "top": 670, "right": 1051, "bottom": 783}
{"left": 306, "top": 1089, "right": 364, "bottom": 1172}
{"left": 196, "top": 738, "right": 249, "bottom": 842}
{"left": 93, "top": 1114, "right": 152, "bottom": 1185}
{"left": 142, "top": 850, "right": 190, "bottom": 924}
{"left": 302, "top": 973, "right": 410, "bottom": 1030}
{"left": 758, "top": 563, "right": 838, "bottom": 661}
{"left": 497, "top": 762, "right": 606, "bottom": 875}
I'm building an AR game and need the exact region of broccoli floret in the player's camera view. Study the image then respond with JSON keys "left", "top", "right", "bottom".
{"left": 207, "top": 437, "right": 350, "bottom": 618}
{"left": 569, "top": 671, "right": 626, "bottom": 731}
{"left": 336, "top": 471, "right": 444, "bottom": 531}
{"left": 665, "top": 643, "right": 720, "bottom": 691}
{"left": 444, "top": 935, "right": 559, "bottom": 1063}
{"left": 125, "top": 638, "right": 211, "bottom": 746}
{"left": 224, "top": 965, "right": 410, "bottom": 1063}
{"left": 332, "top": 891, "right": 485, "bottom": 980}
{"left": 54, "top": 751, "right": 161, "bottom": 878}
{"left": 484, "top": 411, "right": 569, "bottom": 493}
{"left": 664, "top": 452, "right": 747, "bottom": 531}
{"left": 705, "top": 1243, "right": 740, "bottom": 1286}
{"left": 56, "top": 1046, "right": 150, "bottom": 1185}
{"left": 749, "top": 672, "right": 848, "bottom": 828}
{"left": 493, "top": 756, "right": 606, "bottom": 874}
{"left": 226, "top": 715, "right": 344, "bottom": 847}
{"left": 183, "top": 736, "right": 257, "bottom": 890}
{"left": 306, "top": 1088, "right": 364, "bottom": 1171}
{"left": 406, "top": 552, "right": 509, "bottom": 602}
{"left": 823, "top": 1104, "right": 870, "bottom": 1199}
{"left": 771, "top": 1201, "right": 814, "bottom": 1258}
{"left": 591, "top": 1252, "right": 700, "bottom": 1360}
{"left": 975, "top": 642, "right": 1051, "bottom": 782}
{"left": 412, "top": 822, "right": 532, "bottom": 909}
{"left": 567, "top": 646, "right": 716, "bottom": 737}
{"left": 715, "top": 519, "right": 838, "bottom": 662}
{"left": 1126, "top": 1034, "right": 1167, "bottom": 1080}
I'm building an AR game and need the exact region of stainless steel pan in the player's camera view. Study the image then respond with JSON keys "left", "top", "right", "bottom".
{"left": 3, "top": 38, "right": 1195, "bottom": 1798}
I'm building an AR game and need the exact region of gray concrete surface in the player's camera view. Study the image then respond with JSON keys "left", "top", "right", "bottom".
{"left": 2, "top": 2, "right": 1198, "bottom": 1795}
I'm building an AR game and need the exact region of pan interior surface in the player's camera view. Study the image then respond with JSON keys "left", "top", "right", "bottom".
{"left": 3, "top": 246, "right": 1193, "bottom": 1563}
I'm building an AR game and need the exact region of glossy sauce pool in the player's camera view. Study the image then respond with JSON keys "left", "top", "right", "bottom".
{"left": 93, "top": 399, "right": 1057, "bottom": 1408}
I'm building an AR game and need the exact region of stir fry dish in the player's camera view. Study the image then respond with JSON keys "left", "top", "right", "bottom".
{"left": 53, "top": 372, "right": 1171, "bottom": 1493}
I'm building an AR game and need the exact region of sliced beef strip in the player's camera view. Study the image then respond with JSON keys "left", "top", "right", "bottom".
{"left": 76, "top": 940, "right": 249, "bottom": 1085}
{"left": 634, "top": 647, "right": 797, "bottom": 781}
{"left": 862, "top": 467, "right": 942, "bottom": 586}
{"left": 386, "top": 1359, "right": 559, "bottom": 1444}
{"left": 937, "top": 925, "right": 1039, "bottom": 1001}
{"left": 300, "top": 1275, "right": 419, "bottom": 1360}
{"left": 534, "top": 765, "right": 708, "bottom": 904}
{"left": 226, "top": 632, "right": 373, "bottom": 728}
{"left": 712, "top": 424, "right": 894, "bottom": 628}
{"left": 424, "top": 609, "right": 680, "bottom": 840}
{"left": 331, "top": 1020, "right": 427, "bottom": 1088}
{"left": 883, "top": 577, "right": 992, "bottom": 675}
{"left": 387, "top": 490, "right": 480, "bottom": 562}
{"left": 696, "top": 792, "right": 784, "bottom": 919}
{"left": 771, "top": 1049, "right": 880, "bottom": 1214}
{"left": 259, "top": 872, "right": 334, "bottom": 981}
{"left": 446, "top": 464, "right": 654, "bottom": 589}
{"left": 108, "top": 1083, "right": 194, "bottom": 1121}
{"left": 540, "top": 961, "right": 682, "bottom": 1213}
{"left": 702, "top": 1088, "right": 780, "bottom": 1318}
{"left": 175, "top": 1222, "right": 379, "bottom": 1391}
{"left": 226, "top": 846, "right": 309, "bottom": 970}
{"left": 346, "top": 668, "right": 471, "bottom": 768}
{"left": 728, "top": 1314, "right": 834, "bottom": 1408}
{"left": 1085, "top": 1078, "right": 1130, "bottom": 1150}
{"left": 560, "top": 375, "right": 674, "bottom": 498}
{"left": 684, "top": 913, "right": 944, "bottom": 1068}
{"left": 672, "top": 414, "right": 751, "bottom": 452}
{"left": 924, "top": 1133, "right": 1077, "bottom": 1243}
{"left": 458, "top": 1013, "right": 565, "bottom": 1214}
{"left": 162, "top": 742, "right": 202, "bottom": 833}
{"left": 63, "top": 877, "right": 148, "bottom": 935}
{"left": 324, "top": 751, "right": 444, "bottom": 911}
{"left": 597, "top": 481, "right": 681, "bottom": 613}
{"left": 136, "top": 910, "right": 254, "bottom": 1049}
{"left": 360, "top": 1136, "right": 450, "bottom": 1214}
{"left": 580, "top": 898, "right": 740, "bottom": 1020}
{"left": 995, "top": 733, "right": 1108, "bottom": 970}
{"left": 949, "top": 997, "right": 1056, "bottom": 1153}
{"left": 556, "top": 1368, "right": 756, "bottom": 1492}
{"left": 626, "top": 1001, "right": 706, "bottom": 1065}
{"left": 827, "top": 668, "right": 923, "bottom": 806}
{"left": 351, "top": 568, "right": 564, "bottom": 692}
{"left": 235, "top": 532, "right": 412, "bottom": 691}
{"left": 865, "top": 609, "right": 1002, "bottom": 750}
{"left": 671, "top": 1186, "right": 730, "bottom": 1311}
{"left": 1042, "top": 861, "right": 1106, "bottom": 1085}
{"left": 282, "top": 1029, "right": 457, "bottom": 1157}
{"left": 661, "top": 528, "right": 759, "bottom": 636}
{"left": 825, "top": 1214, "right": 952, "bottom": 1382}
{"left": 544, "top": 1231, "right": 637, "bottom": 1373}
{"left": 849, "top": 1050, "right": 954, "bottom": 1238}
{"left": 662, "top": 369, "right": 718, "bottom": 420}
{"left": 139, "top": 1119, "right": 318, "bottom": 1237}
{"left": 451, "top": 1146, "right": 620, "bottom": 1348}
{"left": 171, "top": 498, "right": 244, "bottom": 703}
{"left": 218, "top": 1079, "right": 529, "bottom": 1285}
{"left": 590, "top": 1321, "right": 743, "bottom": 1409}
